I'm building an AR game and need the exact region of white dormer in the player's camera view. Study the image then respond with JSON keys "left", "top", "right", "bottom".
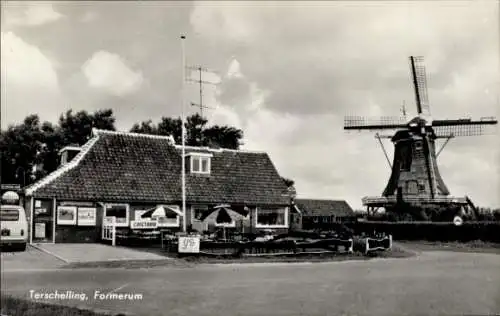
{"left": 59, "top": 146, "right": 81, "bottom": 166}
{"left": 187, "top": 152, "right": 213, "bottom": 174}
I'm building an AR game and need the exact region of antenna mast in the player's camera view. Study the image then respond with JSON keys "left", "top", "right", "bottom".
{"left": 186, "top": 65, "right": 218, "bottom": 118}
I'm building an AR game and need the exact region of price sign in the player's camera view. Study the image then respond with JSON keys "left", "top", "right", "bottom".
{"left": 178, "top": 236, "right": 200, "bottom": 253}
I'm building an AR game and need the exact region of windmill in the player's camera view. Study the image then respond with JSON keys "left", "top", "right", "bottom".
{"left": 344, "top": 56, "right": 497, "bottom": 221}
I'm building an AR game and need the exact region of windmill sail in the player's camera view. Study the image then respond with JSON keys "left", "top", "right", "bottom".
{"left": 432, "top": 118, "right": 498, "bottom": 137}
{"left": 344, "top": 116, "right": 407, "bottom": 130}
{"left": 410, "top": 56, "right": 431, "bottom": 117}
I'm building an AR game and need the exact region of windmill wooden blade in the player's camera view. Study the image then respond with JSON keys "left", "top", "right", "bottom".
{"left": 344, "top": 116, "right": 407, "bottom": 130}
{"left": 410, "top": 56, "right": 431, "bottom": 116}
{"left": 431, "top": 117, "right": 498, "bottom": 137}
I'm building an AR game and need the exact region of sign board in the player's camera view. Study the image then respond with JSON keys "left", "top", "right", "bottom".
{"left": 60, "top": 201, "right": 95, "bottom": 207}
{"left": 35, "top": 223, "right": 46, "bottom": 238}
{"left": 1, "top": 184, "right": 21, "bottom": 191}
{"left": 453, "top": 216, "right": 463, "bottom": 226}
{"left": 178, "top": 236, "right": 200, "bottom": 253}
{"left": 130, "top": 220, "right": 158, "bottom": 229}
{"left": 78, "top": 207, "right": 96, "bottom": 226}
{"left": 34, "top": 208, "right": 47, "bottom": 216}
{"left": 57, "top": 206, "right": 77, "bottom": 225}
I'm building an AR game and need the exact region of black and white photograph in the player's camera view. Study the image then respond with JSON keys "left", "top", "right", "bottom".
{"left": 0, "top": 1, "right": 499, "bottom": 316}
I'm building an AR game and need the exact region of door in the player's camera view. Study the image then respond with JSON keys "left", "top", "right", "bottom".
{"left": 32, "top": 199, "right": 54, "bottom": 243}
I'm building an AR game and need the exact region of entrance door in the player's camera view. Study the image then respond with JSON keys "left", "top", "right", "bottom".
{"left": 32, "top": 199, "right": 54, "bottom": 243}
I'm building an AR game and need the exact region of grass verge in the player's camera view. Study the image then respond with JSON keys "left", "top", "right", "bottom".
{"left": 398, "top": 240, "right": 500, "bottom": 254}
{"left": 0, "top": 295, "right": 127, "bottom": 316}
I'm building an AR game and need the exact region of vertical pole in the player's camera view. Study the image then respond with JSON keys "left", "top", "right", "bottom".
{"left": 181, "top": 35, "right": 187, "bottom": 233}
{"left": 199, "top": 67, "right": 203, "bottom": 118}
{"left": 52, "top": 198, "right": 56, "bottom": 243}
{"left": 112, "top": 217, "right": 116, "bottom": 246}
{"left": 29, "top": 197, "right": 34, "bottom": 244}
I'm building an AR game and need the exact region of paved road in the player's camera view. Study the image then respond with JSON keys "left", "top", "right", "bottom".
{"left": 2, "top": 251, "right": 500, "bottom": 316}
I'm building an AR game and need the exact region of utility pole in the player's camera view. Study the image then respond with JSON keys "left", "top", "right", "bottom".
{"left": 180, "top": 35, "right": 187, "bottom": 233}
{"left": 186, "top": 65, "right": 218, "bottom": 118}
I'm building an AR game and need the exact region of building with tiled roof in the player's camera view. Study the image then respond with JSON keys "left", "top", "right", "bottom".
{"left": 24, "top": 129, "right": 293, "bottom": 243}
{"left": 294, "top": 198, "right": 356, "bottom": 229}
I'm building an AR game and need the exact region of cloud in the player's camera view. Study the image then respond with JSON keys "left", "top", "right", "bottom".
{"left": 1, "top": 31, "right": 63, "bottom": 127}
{"left": 3, "top": 2, "right": 63, "bottom": 27}
{"left": 81, "top": 51, "right": 144, "bottom": 97}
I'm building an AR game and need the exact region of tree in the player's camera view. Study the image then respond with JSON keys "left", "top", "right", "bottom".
{"left": 0, "top": 115, "right": 45, "bottom": 186}
{"left": 1, "top": 109, "right": 117, "bottom": 187}
{"left": 130, "top": 113, "right": 244, "bottom": 149}
{"left": 58, "top": 109, "right": 116, "bottom": 146}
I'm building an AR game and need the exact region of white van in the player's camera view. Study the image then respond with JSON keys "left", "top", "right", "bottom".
{"left": 1, "top": 195, "right": 28, "bottom": 251}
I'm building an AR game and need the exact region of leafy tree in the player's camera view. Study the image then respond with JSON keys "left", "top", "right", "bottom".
{"left": 0, "top": 115, "right": 45, "bottom": 186}
{"left": 58, "top": 109, "right": 115, "bottom": 146}
{"left": 1, "top": 109, "right": 116, "bottom": 187}
{"left": 130, "top": 113, "right": 243, "bottom": 149}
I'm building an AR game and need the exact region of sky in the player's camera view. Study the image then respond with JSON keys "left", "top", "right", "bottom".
{"left": 1, "top": 1, "right": 499, "bottom": 209}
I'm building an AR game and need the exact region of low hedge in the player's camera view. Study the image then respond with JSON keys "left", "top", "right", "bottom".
{"left": 348, "top": 222, "right": 500, "bottom": 243}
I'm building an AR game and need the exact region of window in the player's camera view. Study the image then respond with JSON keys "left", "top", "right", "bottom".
{"left": 256, "top": 207, "right": 288, "bottom": 228}
{"left": 0, "top": 208, "right": 19, "bottom": 221}
{"left": 104, "top": 204, "right": 129, "bottom": 227}
{"left": 190, "top": 153, "right": 212, "bottom": 174}
{"left": 192, "top": 205, "right": 209, "bottom": 221}
{"left": 418, "top": 183, "right": 426, "bottom": 192}
{"left": 57, "top": 206, "right": 77, "bottom": 225}
{"left": 405, "top": 181, "right": 418, "bottom": 195}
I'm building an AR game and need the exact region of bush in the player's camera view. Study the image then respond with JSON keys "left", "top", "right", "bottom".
{"left": 347, "top": 222, "right": 500, "bottom": 243}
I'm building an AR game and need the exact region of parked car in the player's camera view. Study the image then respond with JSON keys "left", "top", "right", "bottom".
{"left": 1, "top": 192, "right": 28, "bottom": 251}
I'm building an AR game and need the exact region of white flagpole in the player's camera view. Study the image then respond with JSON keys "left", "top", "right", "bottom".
{"left": 181, "top": 35, "right": 187, "bottom": 233}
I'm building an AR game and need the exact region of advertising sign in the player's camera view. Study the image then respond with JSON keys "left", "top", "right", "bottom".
{"left": 34, "top": 208, "right": 47, "bottom": 216}
{"left": 178, "top": 236, "right": 200, "bottom": 253}
{"left": 35, "top": 223, "right": 46, "bottom": 238}
{"left": 78, "top": 207, "right": 96, "bottom": 226}
{"left": 57, "top": 206, "right": 76, "bottom": 225}
{"left": 130, "top": 220, "right": 158, "bottom": 229}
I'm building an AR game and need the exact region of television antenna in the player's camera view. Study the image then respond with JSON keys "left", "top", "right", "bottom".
{"left": 186, "top": 65, "right": 219, "bottom": 118}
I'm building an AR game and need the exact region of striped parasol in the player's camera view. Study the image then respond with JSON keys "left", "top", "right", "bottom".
{"left": 199, "top": 204, "right": 247, "bottom": 225}
{"left": 141, "top": 206, "right": 183, "bottom": 219}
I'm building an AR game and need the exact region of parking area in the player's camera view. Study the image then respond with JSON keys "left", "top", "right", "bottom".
{"left": 32, "top": 243, "right": 170, "bottom": 263}
{"left": 1, "top": 245, "right": 65, "bottom": 271}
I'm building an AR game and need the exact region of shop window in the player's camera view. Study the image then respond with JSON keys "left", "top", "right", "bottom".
{"left": 256, "top": 207, "right": 287, "bottom": 228}
{"left": 57, "top": 206, "right": 77, "bottom": 225}
{"left": 104, "top": 204, "right": 129, "bottom": 227}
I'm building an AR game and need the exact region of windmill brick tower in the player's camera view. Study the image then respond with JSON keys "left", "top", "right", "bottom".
{"left": 344, "top": 56, "right": 497, "bottom": 221}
